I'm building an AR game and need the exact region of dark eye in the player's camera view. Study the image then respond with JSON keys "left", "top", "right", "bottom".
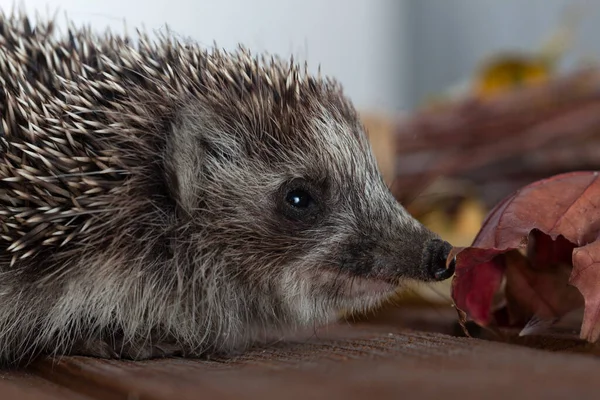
{"left": 285, "top": 189, "right": 313, "bottom": 209}
{"left": 277, "top": 180, "right": 323, "bottom": 223}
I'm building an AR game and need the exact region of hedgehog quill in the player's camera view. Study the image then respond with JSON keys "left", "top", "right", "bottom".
{"left": 0, "top": 11, "right": 455, "bottom": 366}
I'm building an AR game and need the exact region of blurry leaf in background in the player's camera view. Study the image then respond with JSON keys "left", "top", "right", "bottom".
{"left": 474, "top": 54, "right": 550, "bottom": 98}
{"left": 424, "top": 2, "right": 586, "bottom": 107}
{"left": 474, "top": 2, "right": 585, "bottom": 99}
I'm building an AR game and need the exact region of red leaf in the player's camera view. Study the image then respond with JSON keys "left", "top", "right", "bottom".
{"left": 504, "top": 242, "right": 582, "bottom": 326}
{"left": 451, "top": 171, "right": 600, "bottom": 340}
{"left": 451, "top": 248, "right": 505, "bottom": 325}
{"left": 571, "top": 241, "right": 600, "bottom": 341}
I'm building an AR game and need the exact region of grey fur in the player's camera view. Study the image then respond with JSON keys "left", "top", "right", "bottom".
{"left": 0, "top": 10, "right": 447, "bottom": 367}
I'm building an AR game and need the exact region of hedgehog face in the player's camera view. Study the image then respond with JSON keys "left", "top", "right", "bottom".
{"left": 168, "top": 97, "right": 454, "bottom": 329}
{"left": 263, "top": 109, "right": 454, "bottom": 323}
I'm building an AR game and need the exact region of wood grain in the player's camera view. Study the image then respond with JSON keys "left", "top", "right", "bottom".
{"left": 0, "top": 371, "right": 89, "bottom": 399}
{"left": 18, "top": 310, "right": 600, "bottom": 400}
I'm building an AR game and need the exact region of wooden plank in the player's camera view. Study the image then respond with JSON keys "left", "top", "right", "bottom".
{"left": 30, "top": 320, "right": 600, "bottom": 400}
{"left": 0, "top": 371, "right": 90, "bottom": 399}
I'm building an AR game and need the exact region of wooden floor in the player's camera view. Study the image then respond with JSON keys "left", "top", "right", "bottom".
{"left": 2, "top": 307, "right": 600, "bottom": 400}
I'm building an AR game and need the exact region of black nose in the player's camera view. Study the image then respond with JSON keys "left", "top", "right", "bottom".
{"left": 422, "top": 239, "right": 456, "bottom": 281}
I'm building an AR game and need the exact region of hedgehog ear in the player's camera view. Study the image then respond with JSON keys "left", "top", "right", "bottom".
{"left": 165, "top": 108, "right": 242, "bottom": 217}
{"left": 165, "top": 119, "right": 205, "bottom": 216}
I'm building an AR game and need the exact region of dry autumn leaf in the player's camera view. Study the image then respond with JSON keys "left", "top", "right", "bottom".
{"left": 450, "top": 171, "right": 600, "bottom": 341}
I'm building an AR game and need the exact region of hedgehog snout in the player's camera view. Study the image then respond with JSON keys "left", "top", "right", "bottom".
{"left": 420, "top": 238, "right": 456, "bottom": 281}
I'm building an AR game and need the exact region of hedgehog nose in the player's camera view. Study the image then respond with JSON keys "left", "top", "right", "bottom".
{"left": 422, "top": 238, "right": 456, "bottom": 281}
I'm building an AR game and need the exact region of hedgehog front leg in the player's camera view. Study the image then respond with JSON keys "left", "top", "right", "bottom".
{"left": 68, "top": 338, "right": 120, "bottom": 359}
{"left": 68, "top": 338, "right": 185, "bottom": 360}
{"left": 118, "top": 341, "right": 186, "bottom": 360}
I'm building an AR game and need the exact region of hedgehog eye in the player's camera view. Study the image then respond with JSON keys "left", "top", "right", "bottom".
{"left": 285, "top": 189, "right": 313, "bottom": 209}
{"left": 278, "top": 180, "right": 321, "bottom": 223}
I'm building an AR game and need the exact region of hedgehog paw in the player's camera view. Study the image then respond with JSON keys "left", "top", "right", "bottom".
{"left": 68, "top": 338, "right": 120, "bottom": 359}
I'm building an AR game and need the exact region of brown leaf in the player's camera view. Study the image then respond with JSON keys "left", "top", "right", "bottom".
{"left": 504, "top": 241, "right": 582, "bottom": 326}
{"left": 571, "top": 240, "right": 600, "bottom": 341}
{"left": 451, "top": 171, "right": 600, "bottom": 340}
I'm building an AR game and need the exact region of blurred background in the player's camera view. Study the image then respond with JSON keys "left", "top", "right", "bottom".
{"left": 4, "top": 0, "right": 600, "bottom": 306}
{"left": 4, "top": 0, "right": 600, "bottom": 111}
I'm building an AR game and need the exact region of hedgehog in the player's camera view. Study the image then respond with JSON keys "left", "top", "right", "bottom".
{"left": 0, "top": 10, "right": 456, "bottom": 366}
